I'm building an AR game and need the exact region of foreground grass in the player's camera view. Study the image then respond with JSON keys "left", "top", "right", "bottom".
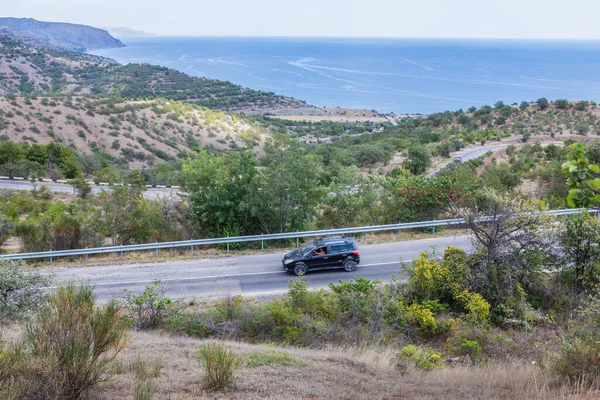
{"left": 90, "top": 331, "right": 598, "bottom": 399}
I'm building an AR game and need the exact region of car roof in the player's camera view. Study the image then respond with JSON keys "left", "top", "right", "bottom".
{"left": 313, "top": 237, "right": 355, "bottom": 246}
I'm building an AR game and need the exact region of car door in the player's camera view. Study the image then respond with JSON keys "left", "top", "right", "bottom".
{"left": 329, "top": 244, "right": 349, "bottom": 267}
{"left": 306, "top": 247, "right": 330, "bottom": 269}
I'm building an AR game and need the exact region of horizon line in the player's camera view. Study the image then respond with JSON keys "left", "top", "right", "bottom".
{"left": 116, "top": 34, "right": 600, "bottom": 42}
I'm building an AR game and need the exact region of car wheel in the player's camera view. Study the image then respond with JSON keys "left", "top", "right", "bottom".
{"left": 293, "top": 263, "right": 308, "bottom": 276}
{"left": 343, "top": 259, "right": 357, "bottom": 272}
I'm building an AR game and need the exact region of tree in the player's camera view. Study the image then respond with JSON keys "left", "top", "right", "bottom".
{"left": 436, "top": 142, "right": 451, "bottom": 158}
{"left": 321, "top": 166, "right": 378, "bottom": 228}
{"left": 251, "top": 135, "right": 324, "bottom": 233}
{"left": 382, "top": 174, "right": 474, "bottom": 223}
{"left": 180, "top": 149, "right": 260, "bottom": 236}
{"left": 98, "top": 185, "right": 146, "bottom": 245}
{"left": 559, "top": 213, "right": 600, "bottom": 293}
{"left": 454, "top": 191, "right": 553, "bottom": 305}
{"left": 70, "top": 176, "right": 92, "bottom": 199}
{"left": 403, "top": 145, "right": 431, "bottom": 175}
{"left": 561, "top": 143, "right": 600, "bottom": 208}
{"left": 555, "top": 99, "right": 569, "bottom": 109}
{"left": 537, "top": 97, "right": 549, "bottom": 110}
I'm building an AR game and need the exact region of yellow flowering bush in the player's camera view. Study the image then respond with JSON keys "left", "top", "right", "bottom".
{"left": 397, "top": 344, "right": 444, "bottom": 371}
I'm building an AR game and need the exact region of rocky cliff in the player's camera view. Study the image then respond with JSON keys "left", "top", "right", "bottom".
{"left": 0, "top": 17, "right": 124, "bottom": 51}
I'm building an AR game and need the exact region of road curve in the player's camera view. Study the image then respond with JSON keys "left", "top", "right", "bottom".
{"left": 0, "top": 180, "right": 179, "bottom": 199}
{"left": 427, "top": 144, "right": 508, "bottom": 177}
{"left": 43, "top": 235, "right": 473, "bottom": 301}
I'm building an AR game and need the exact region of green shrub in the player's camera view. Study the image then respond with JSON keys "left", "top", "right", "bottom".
{"left": 405, "top": 303, "right": 449, "bottom": 336}
{"left": 246, "top": 348, "right": 304, "bottom": 368}
{"left": 421, "top": 299, "right": 450, "bottom": 314}
{"left": 454, "top": 290, "right": 490, "bottom": 327}
{"left": 165, "top": 307, "right": 214, "bottom": 338}
{"left": 552, "top": 297, "right": 600, "bottom": 385}
{"left": 0, "top": 260, "right": 47, "bottom": 320}
{"left": 397, "top": 344, "right": 443, "bottom": 371}
{"left": 124, "top": 280, "right": 172, "bottom": 330}
{"left": 459, "top": 339, "right": 482, "bottom": 361}
{"left": 197, "top": 343, "right": 240, "bottom": 391}
{"left": 0, "top": 283, "right": 127, "bottom": 399}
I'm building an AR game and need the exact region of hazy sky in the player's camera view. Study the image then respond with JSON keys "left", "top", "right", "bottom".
{"left": 4, "top": 0, "right": 600, "bottom": 39}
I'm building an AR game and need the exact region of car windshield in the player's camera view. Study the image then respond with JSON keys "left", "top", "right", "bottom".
{"left": 299, "top": 243, "right": 317, "bottom": 255}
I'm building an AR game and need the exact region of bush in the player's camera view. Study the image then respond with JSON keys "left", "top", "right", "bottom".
{"left": 0, "top": 260, "right": 47, "bottom": 320}
{"left": 454, "top": 290, "right": 491, "bottom": 327}
{"left": 197, "top": 343, "right": 240, "bottom": 391}
{"left": 397, "top": 344, "right": 443, "bottom": 372}
{"left": 405, "top": 303, "right": 448, "bottom": 336}
{"left": 0, "top": 284, "right": 127, "bottom": 399}
{"left": 124, "top": 280, "right": 172, "bottom": 330}
{"left": 552, "top": 297, "right": 600, "bottom": 385}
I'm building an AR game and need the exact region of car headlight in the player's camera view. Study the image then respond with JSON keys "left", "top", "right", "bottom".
{"left": 284, "top": 259, "right": 293, "bottom": 264}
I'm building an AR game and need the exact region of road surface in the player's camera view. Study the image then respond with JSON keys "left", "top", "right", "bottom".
{"left": 427, "top": 144, "right": 508, "bottom": 177}
{"left": 43, "top": 235, "right": 473, "bottom": 301}
{"left": 0, "top": 180, "right": 179, "bottom": 199}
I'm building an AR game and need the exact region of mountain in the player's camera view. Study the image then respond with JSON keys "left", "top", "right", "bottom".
{"left": 0, "top": 34, "right": 309, "bottom": 112}
{"left": 0, "top": 17, "right": 124, "bottom": 51}
{"left": 103, "top": 27, "right": 157, "bottom": 38}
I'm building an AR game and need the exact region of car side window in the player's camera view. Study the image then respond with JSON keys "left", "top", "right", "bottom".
{"left": 330, "top": 244, "right": 353, "bottom": 253}
{"left": 313, "top": 247, "right": 327, "bottom": 256}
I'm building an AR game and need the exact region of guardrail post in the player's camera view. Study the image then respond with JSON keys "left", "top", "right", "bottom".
{"left": 364, "top": 232, "right": 367, "bottom": 241}
{"left": 397, "top": 229, "right": 401, "bottom": 239}
{"left": 85, "top": 247, "right": 88, "bottom": 263}
{"left": 49, "top": 249, "right": 53, "bottom": 265}
{"left": 261, "top": 234, "right": 264, "bottom": 252}
{"left": 190, "top": 245, "right": 194, "bottom": 256}
{"left": 296, "top": 231, "right": 299, "bottom": 248}
{"left": 120, "top": 244, "right": 124, "bottom": 260}
{"left": 226, "top": 236, "right": 229, "bottom": 253}
{"left": 155, "top": 242, "right": 158, "bottom": 258}
{"left": 432, "top": 226, "right": 436, "bottom": 235}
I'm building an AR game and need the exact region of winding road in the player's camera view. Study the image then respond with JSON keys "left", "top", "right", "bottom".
{"left": 427, "top": 144, "right": 508, "bottom": 177}
{"left": 43, "top": 235, "right": 473, "bottom": 301}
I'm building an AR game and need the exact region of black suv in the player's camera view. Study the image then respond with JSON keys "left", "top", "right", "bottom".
{"left": 282, "top": 237, "right": 360, "bottom": 276}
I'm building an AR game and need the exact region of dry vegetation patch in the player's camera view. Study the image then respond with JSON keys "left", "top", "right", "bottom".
{"left": 94, "top": 332, "right": 598, "bottom": 399}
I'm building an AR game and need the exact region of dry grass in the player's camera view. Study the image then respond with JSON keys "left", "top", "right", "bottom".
{"left": 92, "top": 331, "right": 600, "bottom": 399}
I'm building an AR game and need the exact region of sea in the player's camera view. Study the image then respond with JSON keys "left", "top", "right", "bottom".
{"left": 90, "top": 37, "right": 600, "bottom": 114}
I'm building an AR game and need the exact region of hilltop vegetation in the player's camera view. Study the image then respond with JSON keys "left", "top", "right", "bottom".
{"left": 0, "top": 34, "right": 309, "bottom": 112}
{"left": 0, "top": 96, "right": 262, "bottom": 170}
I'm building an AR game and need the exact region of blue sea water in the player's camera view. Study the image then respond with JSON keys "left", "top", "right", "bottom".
{"left": 91, "top": 37, "right": 600, "bottom": 114}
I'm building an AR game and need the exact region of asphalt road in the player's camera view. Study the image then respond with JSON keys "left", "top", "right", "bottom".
{"left": 0, "top": 180, "right": 179, "bottom": 199}
{"left": 43, "top": 235, "right": 473, "bottom": 301}
{"left": 427, "top": 144, "right": 508, "bottom": 177}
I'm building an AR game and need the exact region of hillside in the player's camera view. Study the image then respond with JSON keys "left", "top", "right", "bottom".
{"left": 0, "top": 96, "right": 263, "bottom": 167}
{"left": 311, "top": 99, "right": 600, "bottom": 172}
{"left": 0, "top": 17, "right": 124, "bottom": 51}
{"left": 0, "top": 34, "right": 311, "bottom": 113}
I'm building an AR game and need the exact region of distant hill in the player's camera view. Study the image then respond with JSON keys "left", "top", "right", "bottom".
{"left": 0, "top": 34, "right": 310, "bottom": 112}
{"left": 103, "top": 27, "right": 157, "bottom": 38}
{"left": 0, "top": 96, "right": 265, "bottom": 167}
{"left": 0, "top": 17, "right": 124, "bottom": 51}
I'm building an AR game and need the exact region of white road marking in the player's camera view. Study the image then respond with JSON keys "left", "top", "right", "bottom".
{"left": 45, "top": 260, "right": 409, "bottom": 289}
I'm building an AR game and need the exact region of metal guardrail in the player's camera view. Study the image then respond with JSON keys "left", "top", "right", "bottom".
{"left": 1, "top": 208, "right": 595, "bottom": 263}
{"left": 0, "top": 176, "right": 181, "bottom": 189}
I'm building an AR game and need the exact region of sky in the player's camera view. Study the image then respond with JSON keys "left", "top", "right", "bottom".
{"left": 3, "top": 0, "right": 600, "bottom": 39}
